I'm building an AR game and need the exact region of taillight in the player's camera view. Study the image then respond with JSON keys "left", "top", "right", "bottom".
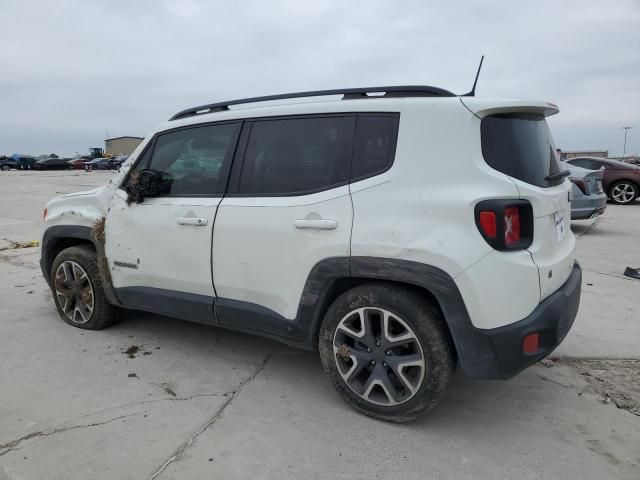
{"left": 43, "top": 207, "right": 48, "bottom": 221}
{"left": 475, "top": 200, "right": 533, "bottom": 251}
{"left": 504, "top": 207, "right": 520, "bottom": 246}
{"left": 478, "top": 211, "right": 496, "bottom": 238}
{"left": 569, "top": 177, "right": 588, "bottom": 195}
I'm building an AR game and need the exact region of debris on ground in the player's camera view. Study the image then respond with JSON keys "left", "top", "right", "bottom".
{"left": 123, "top": 345, "right": 141, "bottom": 358}
{"left": 559, "top": 358, "right": 640, "bottom": 416}
{"left": 128, "top": 373, "right": 137, "bottom": 378}
{"left": 623, "top": 266, "right": 640, "bottom": 280}
{"left": 161, "top": 382, "right": 177, "bottom": 397}
{"left": 0, "top": 240, "right": 40, "bottom": 251}
{"left": 539, "top": 358, "right": 557, "bottom": 368}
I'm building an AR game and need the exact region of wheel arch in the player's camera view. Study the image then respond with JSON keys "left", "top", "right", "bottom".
{"left": 299, "top": 257, "right": 472, "bottom": 363}
{"left": 41, "top": 225, "right": 120, "bottom": 306}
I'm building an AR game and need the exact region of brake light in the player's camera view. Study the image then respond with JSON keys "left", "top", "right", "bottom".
{"left": 569, "top": 177, "right": 588, "bottom": 195}
{"left": 504, "top": 207, "right": 520, "bottom": 246}
{"left": 478, "top": 211, "right": 496, "bottom": 238}
{"left": 43, "top": 207, "right": 48, "bottom": 221}
{"left": 475, "top": 200, "right": 533, "bottom": 251}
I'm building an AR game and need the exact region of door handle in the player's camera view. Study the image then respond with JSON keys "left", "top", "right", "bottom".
{"left": 293, "top": 219, "right": 337, "bottom": 230}
{"left": 176, "top": 217, "right": 208, "bottom": 226}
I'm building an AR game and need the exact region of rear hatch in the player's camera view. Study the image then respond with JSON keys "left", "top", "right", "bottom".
{"left": 463, "top": 98, "right": 576, "bottom": 301}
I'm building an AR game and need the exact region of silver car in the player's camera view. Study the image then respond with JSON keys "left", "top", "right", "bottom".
{"left": 564, "top": 162, "right": 607, "bottom": 220}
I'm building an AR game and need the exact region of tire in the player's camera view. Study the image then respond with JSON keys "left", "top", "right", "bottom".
{"left": 50, "top": 245, "right": 119, "bottom": 330}
{"left": 1, "top": 165, "right": 9, "bottom": 171}
{"left": 319, "top": 283, "right": 454, "bottom": 422}
{"left": 609, "top": 181, "right": 639, "bottom": 204}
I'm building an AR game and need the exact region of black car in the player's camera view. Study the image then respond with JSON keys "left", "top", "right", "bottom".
{"left": 34, "top": 157, "right": 74, "bottom": 170}
{"left": 1, "top": 155, "right": 37, "bottom": 170}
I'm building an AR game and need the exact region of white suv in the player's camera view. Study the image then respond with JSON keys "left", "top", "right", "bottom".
{"left": 41, "top": 86, "right": 581, "bottom": 421}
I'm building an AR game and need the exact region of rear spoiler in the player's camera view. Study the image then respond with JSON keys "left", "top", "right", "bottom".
{"left": 460, "top": 97, "right": 559, "bottom": 118}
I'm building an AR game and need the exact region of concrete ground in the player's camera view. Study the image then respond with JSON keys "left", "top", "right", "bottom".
{"left": 0, "top": 170, "right": 638, "bottom": 480}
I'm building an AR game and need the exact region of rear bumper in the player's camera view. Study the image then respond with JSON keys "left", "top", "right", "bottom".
{"left": 571, "top": 194, "right": 607, "bottom": 220}
{"left": 456, "top": 261, "right": 582, "bottom": 379}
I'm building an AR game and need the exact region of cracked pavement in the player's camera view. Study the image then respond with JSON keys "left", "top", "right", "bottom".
{"left": 0, "top": 171, "right": 639, "bottom": 479}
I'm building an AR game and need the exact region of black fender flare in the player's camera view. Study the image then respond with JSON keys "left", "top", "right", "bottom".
{"left": 296, "top": 256, "right": 499, "bottom": 378}
{"left": 40, "top": 225, "right": 121, "bottom": 306}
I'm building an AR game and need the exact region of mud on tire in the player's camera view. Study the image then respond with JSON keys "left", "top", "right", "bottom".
{"left": 318, "top": 282, "right": 454, "bottom": 422}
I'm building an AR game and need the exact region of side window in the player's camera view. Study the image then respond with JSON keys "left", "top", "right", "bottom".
{"left": 237, "top": 116, "right": 355, "bottom": 196}
{"left": 571, "top": 159, "right": 601, "bottom": 170}
{"left": 351, "top": 114, "right": 399, "bottom": 182}
{"left": 133, "top": 123, "right": 240, "bottom": 196}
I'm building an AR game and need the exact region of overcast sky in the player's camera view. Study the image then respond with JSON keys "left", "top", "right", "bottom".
{"left": 1, "top": 0, "right": 639, "bottom": 157}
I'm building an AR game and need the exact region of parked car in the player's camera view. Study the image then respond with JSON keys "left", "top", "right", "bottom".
{"left": 110, "top": 155, "right": 128, "bottom": 170}
{"left": 564, "top": 156, "right": 640, "bottom": 204}
{"left": 563, "top": 162, "right": 607, "bottom": 219}
{"left": 0, "top": 156, "right": 11, "bottom": 171}
{"left": 67, "top": 158, "right": 88, "bottom": 170}
{"left": 34, "top": 157, "right": 74, "bottom": 170}
{"left": 83, "top": 158, "right": 116, "bottom": 170}
{"left": 3, "top": 154, "right": 37, "bottom": 170}
{"left": 40, "top": 86, "right": 581, "bottom": 422}
{"left": 623, "top": 156, "right": 640, "bottom": 166}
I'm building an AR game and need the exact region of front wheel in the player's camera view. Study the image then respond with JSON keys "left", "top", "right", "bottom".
{"left": 1, "top": 165, "right": 9, "bottom": 171}
{"left": 50, "top": 245, "right": 119, "bottom": 329}
{"left": 319, "top": 283, "right": 454, "bottom": 422}
{"left": 609, "top": 181, "right": 639, "bottom": 204}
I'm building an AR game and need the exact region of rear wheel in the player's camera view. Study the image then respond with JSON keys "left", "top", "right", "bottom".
{"left": 319, "top": 283, "right": 454, "bottom": 422}
{"left": 51, "top": 245, "right": 119, "bottom": 329}
{"left": 609, "top": 181, "right": 638, "bottom": 204}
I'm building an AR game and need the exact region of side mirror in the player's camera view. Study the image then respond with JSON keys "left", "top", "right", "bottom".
{"left": 125, "top": 170, "right": 169, "bottom": 204}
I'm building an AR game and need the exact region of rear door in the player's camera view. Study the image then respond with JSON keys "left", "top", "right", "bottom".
{"left": 479, "top": 111, "right": 575, "bottom": 300}
{"left": 211, "top": 114, "right": 355, "bottom": 336}
{"left": 105, "top": 122, "right": 241, "bottom": 321}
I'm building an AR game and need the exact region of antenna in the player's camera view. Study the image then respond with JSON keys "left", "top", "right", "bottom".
{"left": 463, "top": 55, "right": 484, "bottom": 97}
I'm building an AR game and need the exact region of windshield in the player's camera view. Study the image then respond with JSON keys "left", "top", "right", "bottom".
{"left": 481, "top": 113, "right": 563, "bottom": 187}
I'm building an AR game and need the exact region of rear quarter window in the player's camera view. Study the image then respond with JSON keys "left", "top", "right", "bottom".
{"left": 480, "top": 113, "right": 563, "bottom": 188}
{"left": 350, "top": 114, "right": 399, "bottom": 182}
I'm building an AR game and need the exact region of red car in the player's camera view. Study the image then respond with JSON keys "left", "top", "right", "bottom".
{"left": 565, "top": 157, "right": 640, "bottom": 205}
{"left": 68, "top": 158, "right": 89, "bottom": 170}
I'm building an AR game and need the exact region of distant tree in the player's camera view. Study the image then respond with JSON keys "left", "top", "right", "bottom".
{"left": 48, "top": 153, "right": 59, "bottom": 158}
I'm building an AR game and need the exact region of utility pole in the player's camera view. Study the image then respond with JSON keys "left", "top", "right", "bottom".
{"left": 622, "top": 126, "right": 632, "bottom": 157}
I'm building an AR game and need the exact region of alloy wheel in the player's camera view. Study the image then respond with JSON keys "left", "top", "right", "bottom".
{"left": 611, "top": 183, "right": 636, "bottom": 203}
{"left": 333, "top": 307, "right": 425, "bottom": 406}
{"left": 54, "top": 260, "right": 95, "bottom": 324}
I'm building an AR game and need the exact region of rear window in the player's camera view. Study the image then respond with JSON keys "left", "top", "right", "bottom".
{"left": 480, "top": 113, "right": 563, "bottom": 187}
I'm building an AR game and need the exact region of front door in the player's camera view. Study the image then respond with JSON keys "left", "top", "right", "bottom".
{"left": 212, "top": 115, "right": 356, "bottom": 336}
{"left": 105, "top": 121, "right": 241, "bottom": 322}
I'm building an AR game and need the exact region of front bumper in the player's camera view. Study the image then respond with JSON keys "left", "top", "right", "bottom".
{"left": 457, "top": 261, "right": 582, "bottom": 379}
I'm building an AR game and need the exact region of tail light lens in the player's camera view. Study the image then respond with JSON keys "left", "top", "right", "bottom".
{"left": 504, "top": 207, "right": 521, "bottom": 246}
{"left": 478, "top": 211, "right": 496, "bottom": 238}
{"left": 475, "top": 200, "right": 533, "bottom": 251}
{"left": 569, "top": 177, "right": 588, "bottom": 195}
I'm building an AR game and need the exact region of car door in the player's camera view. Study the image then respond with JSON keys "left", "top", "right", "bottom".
{"left": 105, "top": 121, "right": 241, "bottom": 322}
{"left": 212, "top": 115, "right": 355, "bottom": 338}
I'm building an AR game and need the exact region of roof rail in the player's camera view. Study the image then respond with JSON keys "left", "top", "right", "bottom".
{"left": 169, "top": 85, "right": 456, "bottom": 121}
